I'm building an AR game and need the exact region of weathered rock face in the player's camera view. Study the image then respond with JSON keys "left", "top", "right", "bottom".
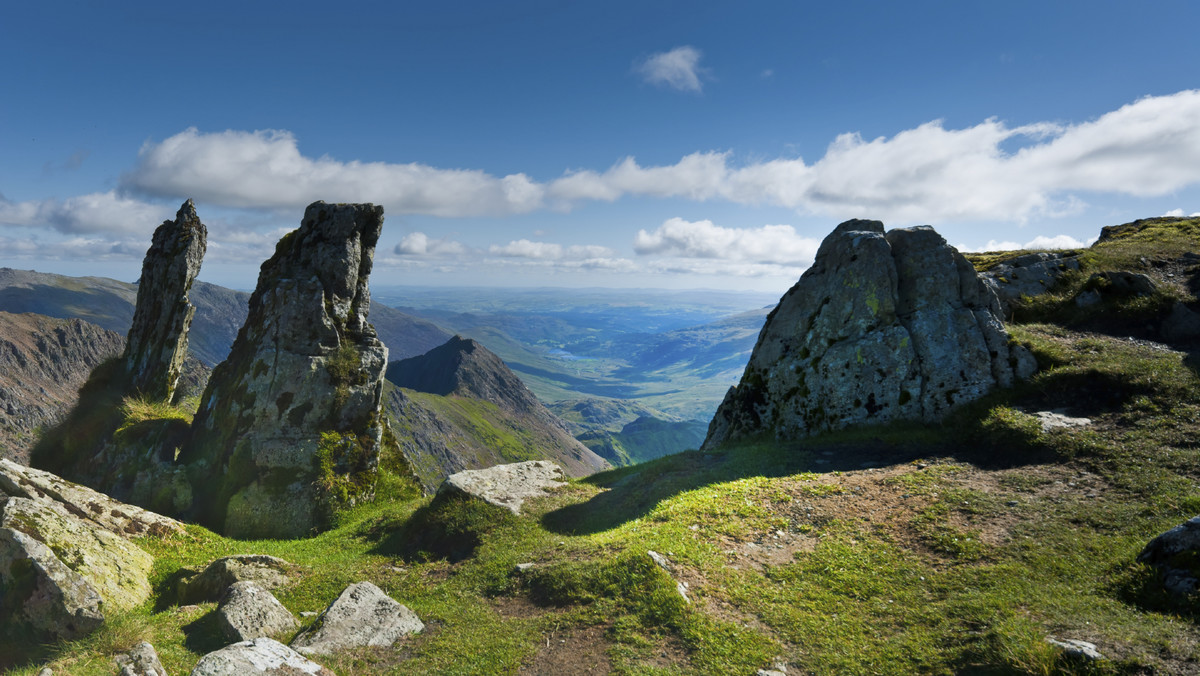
{"left": 704, "top": 220, "right": 1033, "bottom": 449}
{"left": 979, "top": 252, "right": 1081, "bottom": 316}
{"left": 183, "top": 202, "right": 388, "bottom": 538}
{"left": 123, "top": 200, "right": 207, "bottom": 402}
{"left": 190, "top": 637, "right": 334, "bottom": 676}
{"left": 0, "top": 526, "right": 104, "bottom": 641}
{"left": 439, "top": 460, "right": 567, "bottom": 515}
{"left": 177, "top": 554, "right": 294, "bottom": 605}
{"left": 290, "top": 581, "right": 424, "bottom": 656}
{"left": 217, "top": 581, "right": 299, "bottom": 642}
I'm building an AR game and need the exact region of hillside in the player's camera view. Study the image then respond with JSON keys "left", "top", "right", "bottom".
{"left": 0, "top": 311, "right": 124, "bottom": 463}
{"left": 5, "top": 218, "right": 1200, "bottom": 675}
{"left": 548, "top": 398, "right": 708, "bottom": 466}
{"left": 0, "top": 268, "right": 451, "bottom": 365}
{"left": 385, "top": 336, "right": 610, "bottom": 489}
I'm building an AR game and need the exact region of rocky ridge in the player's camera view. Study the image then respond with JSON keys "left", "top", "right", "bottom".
{"left": 705, "top": 220, "right": 1035, "bottom": 448}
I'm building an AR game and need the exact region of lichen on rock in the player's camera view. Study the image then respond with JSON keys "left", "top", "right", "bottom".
{"left": 182, "top": 202, "right": 389, "bottom": 538}
{"left": 704, "top": 220, "right": 1034, "bottom": 449}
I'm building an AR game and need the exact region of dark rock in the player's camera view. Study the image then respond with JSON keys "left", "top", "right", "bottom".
{"left": 1162, "top": 302, "right": 1200, "bottom": 342}
{"left": 703, "top": 221, "right": 1031, "bottom": 449}
{"left": 290, "top": 581, "right": 423, "bottom": 656}
{"left": 1139, "top": 516, "right": 1200, "bottom": 596}
{"left": 216, "top": 581, "right": 299, "bottom": 642}
{"left": 980, "top": 252, "right": 1081, "bottom": 316}
{"left": 183, "top": 202, "right": 389, "bottom": 538}
{"left": 123, "top": 200, "right": 207, "bottom": 402}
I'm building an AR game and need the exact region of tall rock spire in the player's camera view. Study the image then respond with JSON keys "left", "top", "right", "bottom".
{"left": 182, "top": 202, "right": 388, "bottom": 538}
{"left": 122, "top": 199, "right": 206, "bottom": 402}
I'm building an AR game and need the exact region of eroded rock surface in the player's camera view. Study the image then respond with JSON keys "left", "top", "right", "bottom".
{"left": 438, "top": 460, "right": 567, "bottom": 515}
{"left": 190, "top": 637, "right": 333, "bottom": 676}
{"left": 704, "top": 220, "right": 1033, "bottom": 448}
{"left": 183, "top": 202, "right": 388, "bottom": 538}
{"left": 116, "top": 640, "right": 169, "bottom": 676}
{"left": 291, "top": 581, "right": 423, "bottom": 656}
{"left": 123, "top": 200, "right": 207, "bottom": 402}
{"left": 217, "top": 581, "right": 299, "bottom": 642}
{"left": 0, "top": 526, "right": 104, "bottom": 640}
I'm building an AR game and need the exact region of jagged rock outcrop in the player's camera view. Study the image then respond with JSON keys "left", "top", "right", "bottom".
{"left": 0, "top": 312, "right": 124, "bottom": 463}
{"left": 182, "top": 202, "right": 389, "bottom": 538}
{"left": 290, "top": 581, "right": 424, "bottom": 656}
{"left": 704, "top": 220, "right": 1034, "bottom": 449}
{"left": 123, "top": 200, "right": 207, "bottom": 402}
{"left": 385, "top": 336, "right": 609, "bottom": 489}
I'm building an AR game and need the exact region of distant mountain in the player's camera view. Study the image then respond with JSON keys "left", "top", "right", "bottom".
{"left": 0, "top": 311, "right": 124, "bottom": 463}
{"left": 0, "top": 268, "right": 451, "bottom": 366}
{"left": 548, "top": 398, "right": 708, "bottom": 466}
{"left": 385, "top": 336, "right": 610, "bottom": 490}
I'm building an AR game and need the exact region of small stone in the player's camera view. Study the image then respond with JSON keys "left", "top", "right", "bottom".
{"left": 116, "top": 640, "right": 168, "bottom": 676}
{"left": 513, "top": 563, "right": 537, "bottom": 573}
{"left": 300, "top": 611, "right": 319, "bottom": 618}
{"left": 1006, "top": 500, "right": 1019, "bottom": 507}
{"left": 1045, "top": 637, "right": 1103, "bottom": 661}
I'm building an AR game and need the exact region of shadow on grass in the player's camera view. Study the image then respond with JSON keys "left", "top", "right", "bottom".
{"left": 182, "top": 609, "right": 228, "bottom": 656}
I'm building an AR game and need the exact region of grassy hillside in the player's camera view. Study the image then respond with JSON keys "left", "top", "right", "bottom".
{"left": 8, "top": 220, "right": 1200, "bottom": 674}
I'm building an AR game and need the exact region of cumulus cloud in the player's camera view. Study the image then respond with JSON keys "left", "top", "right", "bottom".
{"left": 121, "top": 128, "right": 547, "bottom": 217}
{"left": 635, "top": 46, "right": 706, "bottom": 93}
{"left": 0, "top": 191, "right": 171, "bottom": 235}
{"left": 394, "top": 232, "right": 467, "bottom": 257}
{"left": 962, "top": 233, "right": 1095, "bottom": 252}
{"left": 634, "top": 218, "right": 821, "bottom": 266}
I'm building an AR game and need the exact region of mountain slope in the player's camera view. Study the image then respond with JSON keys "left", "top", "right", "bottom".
{"left": 0, "top": 311, "right": 124, "bottom": 463}
{"left": 385, "top": 336, "right": 610, "bottom": 489}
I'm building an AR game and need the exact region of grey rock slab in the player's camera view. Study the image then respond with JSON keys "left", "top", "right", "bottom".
{"left": 439, "top": 460, "right": 566, "bottom": 515}
{"left": 117, "top": 640, "right": 168, "bottom": 676}
{"left": 1032, "top": 410, "right": 1093, "bottom": 433}
{"left": 179, "top": 554, "right": 293, "bottom": 604}
{"left": 0, "top": 526, "right": 104, "bottom": 640}
{"left": 1045, "top": 637, "right": 1104, "bottom": 661}
{"left": 189, "top": 637, "right": 333, "bottom": 676}
{"left": 0, "top": 458, "right": 184, "bottom": 538}
{"left": 217, "top": 581, "right": 299, "bottom": 642}
{"left": 290, "top": 581, "right": 423, "bottom": 656}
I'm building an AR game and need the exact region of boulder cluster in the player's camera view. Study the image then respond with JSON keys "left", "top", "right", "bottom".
{"left": 705, "top": 220, "right": 1036, "bottom": 448}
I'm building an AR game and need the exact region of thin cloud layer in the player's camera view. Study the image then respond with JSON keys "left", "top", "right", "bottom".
{"left": 395, "top": 232, "right": 467, "bottom": 257}
{"left": 116, "top": 91, "right": 1200, "bottom": 227}
{"left": 634, "top": 218, "right": 821, "bottom": 266}
{"left": 0, "top": 191, "right": 171, "bottom": 235}
{"left": 489, "top": 239, "right": 617, "bottom": 260}
{"left": 635, "top": 46, "right": 707, "bottom": 93}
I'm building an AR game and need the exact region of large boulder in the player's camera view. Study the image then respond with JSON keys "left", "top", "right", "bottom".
{"left": 438, "top": 460, "right": 567, "bottom": 515}
{"left": 190, "top": 637, "right": 333, "bottom": 676}
{"left": 182, "top": 202, "right": 389, "bottom": 538}
{"left": 704, "top": 220, "right": 1033, "bottom": 448}
{"left": 0, "top": 526, "right": 104, "bottom": 640}
{"left": 290, "top": 581, "right": 424, "bottom": 656}
{"left": 123, "top": 200, "right": 207, "bottom": 402}
{"left": 216, "top": 581, "right": 299, "bottom": 642}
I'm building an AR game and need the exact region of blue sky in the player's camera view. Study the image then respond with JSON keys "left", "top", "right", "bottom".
{"left": 2, "top": 1, "right": 1199, "bottom": 293}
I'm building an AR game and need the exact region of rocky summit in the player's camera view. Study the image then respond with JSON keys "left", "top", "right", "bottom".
{"left": 122, "top": 200, "right": 207, "bottom": 402}
{"left": 704, "top": 220, "right": 1035, "bottom": 448}
{"left": 182, "top": 202, "right": 389, "bottom": 539}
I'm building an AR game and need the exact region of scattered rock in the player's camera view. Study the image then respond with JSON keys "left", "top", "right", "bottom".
{"left": 1031, "top": 410, "right": 1093, "bottom": 433}
{"left": 438, "top": 460, "right": 567, "bottom": 515}
{"left": 0, "top": 458, "right": 183, "bottom": 538}
{"left": 178, "top": 554, "right": 293, "bottom": 604}
{"left": 116, "top": 640, "right": 168, "bottom": 676}
{"left": 980, "top": 252, "right": 1081, "bottom": 316}
{"left": 0, "top": 495, "right": 154, "bottom": 612}
{"left": 646, "top": 550, "right": 689, "bottom": 603}
{"left": 123, "top": 199, "right": 207, "bottom": 402}
{"left": 216, "top": 581, "right": 299, "bottom": 642}
{"left": 704, "top": 221, "right": 1030, "bottom": 448}
{"left": 1138, "top": 516, "right": 1200, "bottom": 596}
{"left": 189, "top": 637, "right": 333, "bottom": 676}
{"left": 0, "top": 526, "right": 104, "bottom": 640}
{"left": 1045, "top": 637, "right": 1104, "bottom": 661}
{"left": 514, "top": 563, "right": 537, "bottom": 573}
{"left": 290, "top": 581, "right": 423, "bottom": 656}
{"left": 183, "top": 202, "right": 389, "bottom": 539}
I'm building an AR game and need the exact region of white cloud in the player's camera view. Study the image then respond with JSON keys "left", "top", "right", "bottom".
{"left": 962, "top": 234, "right": 1095, "bottom": 252}
{"left": 394, "top": 232, "right": 467, "bottom": 257}
{"left": 121, "top": 128, "right": 547, "bottom": 217}
{"left": 1163, "top": 208, "right": 1185, "bottom": 217}
{"left": 634, "top": 218, "right": 821, "bottom": 266}
{"left": 0, "top": 191, "right": 171, "bottom": 235}
{"left": 487, "top": 240, "right": 617, "bottom": 261}
{"left": 635, "top": 46, "right": 706, "bottom": 93}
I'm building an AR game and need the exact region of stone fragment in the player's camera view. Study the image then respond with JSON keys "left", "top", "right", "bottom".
{"left": 1045, "top": 637, "right": 1104, "bottom": 661}
{"left": 1138, "top": 516, "right": 1200, "bottom": 596}
{"left": 290, "top": 581, "right": 423, "bottom": 656}
{"left": 0, "top": 458, "right": 183, "bottom": 538}
{"left": 704, "top": 221, "right": 1028, "bottom": 448}
{"left": 1031, "top": 410, "right": 1093, "bottom": 433}
{"left": 0, "top": 496, "right": 153, "bottom": 611}
{"left": 123, "top": 199, "right": 207, "bottom": 402}
{"left": 116, "top": 640, "right": 168, "bottom": 676}
{"left": 438, "top": 460, "right": 567, "bottom": 515}
{"left": 183, "top": 202, "right": 388, "bottom": 538}
{"left": 189, "top": 637, "right": 333, "bottom": 676}
{"left": 178, "top": 554, "right": 293, "bottom": 604}
{"left": 0, "top": 526, "right": 104, "bottom": 640}
{"left": 980, "top": 252, "right": 1081, "bottom": 315}
{"left": 216, "top": 581, "right": 299, "bottom": 642}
